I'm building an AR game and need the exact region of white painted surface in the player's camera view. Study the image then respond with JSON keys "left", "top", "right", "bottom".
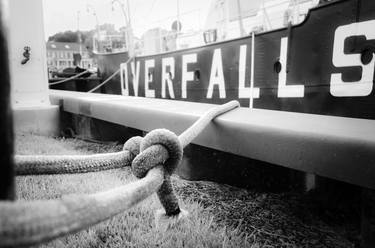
{"left": 8, "top": 0, "right": 50, "bottom": 107}
{"left": 330, "top": 20, "right": 375, "bottom": 97}
{"left": 181, "top": 53, "right": 197, "bottom": 98}
{"left": 130, "top": 60, "right": 140, "bottom": 96}
{"left": 238, "top": 43, "right": 259, "bottom": 104}
{"left": 250, "top": 32, "right": 259, "bottom": 108}
{"left": 120, "top": 62, "right": 129, "bottom": 96}
{"left": 207, "top": 49, "right": 226, "bottom": 99}
{"left": 277, "top": 37, "right": 304, "bottom": 98}
{"left": 144, "top": 59, "right": 155, "bottom": 98}
{"left": 161, "top": 57, "right": 175, "bottom": 99}
{"left": 49, "top": 89, "right": 375, "bottom": 189}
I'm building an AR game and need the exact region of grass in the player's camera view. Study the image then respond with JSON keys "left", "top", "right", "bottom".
{"left": 14, "top": 133, "right": 356, "bottom": 248}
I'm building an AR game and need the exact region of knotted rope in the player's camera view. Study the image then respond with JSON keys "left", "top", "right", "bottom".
{"left": 132, "top": 129, "right": 183, "bottom": 216}
{"left": 2, "top": 100, "right": 239, "bottom": 247}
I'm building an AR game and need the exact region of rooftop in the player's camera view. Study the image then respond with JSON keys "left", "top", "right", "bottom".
{"left": 46, "top": 41, "right": 88, "bottom": 52}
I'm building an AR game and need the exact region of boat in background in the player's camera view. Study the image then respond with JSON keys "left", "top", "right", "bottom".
{"left": 88, "top": 0, "right": 375, "bottom": 120}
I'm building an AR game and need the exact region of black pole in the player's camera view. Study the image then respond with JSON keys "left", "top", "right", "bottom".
{"left": 0, "top": 7, "right": 15, "bottom": 200}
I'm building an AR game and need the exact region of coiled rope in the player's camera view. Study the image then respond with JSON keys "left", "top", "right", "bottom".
{"left": 1, "top": 100, "right": 239, "bottom": 247}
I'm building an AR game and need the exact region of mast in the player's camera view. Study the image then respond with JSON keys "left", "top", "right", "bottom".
{"left": 236, "top": 0, "right": 245, "bottom": 37}
{"left": 261, "top": 0, "right": 272, "bottom": 31}
{"left": 112, "top": 0, "right": 134, "bottom": 56}
{"left": 77, "top": 11, "right": 82, "bottom": 56}
{"left": 177, "top": 0, "right": 181, "bottom": 34}
{"left": 127, "top": 0, "right": 134, "bottom": 56}
{"left": 87, "top": 4, "right": 100, "bottom": 52}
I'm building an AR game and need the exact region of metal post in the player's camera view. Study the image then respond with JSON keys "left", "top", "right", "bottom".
{"left": 0, "top": 5, "right": 15, "bottom": 201}
{"left": 250, "top": 32, "right": 255, "bottom": 109}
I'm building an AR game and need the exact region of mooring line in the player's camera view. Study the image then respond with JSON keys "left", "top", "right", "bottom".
{"left": 48, "top": 57, "right": 132, "bottom": 91}
{"left": 87, "top": 68, "right": 120, "bottom": 93}
{"left": 178, "top": 101, "right": 240, "bottom": 148}
{"left": 15, "top": 151, "right": 132, "bottom": 175}
{"left": 2, "top": 100, "right": 240, "bottom": 247}
{"left": 48, "top": 69, "right": 90, "bottom": 86}
{"left": 87, "top": 56, "right": 133, "bottom": 93}
{"left": 0, "top": 166, "right": 165, "bottom": 247}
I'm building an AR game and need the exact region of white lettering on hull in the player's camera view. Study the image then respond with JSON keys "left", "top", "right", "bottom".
{"left": 120, "top": 62, "right": 128, "bottom": 96}
{"left": 130, "top": 60, "right": 140, "bottom": 97}
{"left": 144, "top": 59, "right": 155, "bottom": 98}
{"left": 207, "top": 49, "right": 226, "bottom": 99}
{"left": 118, "top": 20, "right": 375, "bottom": 102}
{"left": 182, "top": 54, "right": 197, "bottom": 98}
{"left": 238, "top": 44, "right": 259, "bottom": 100}
{"left": 161, "top": 57, "right": 175, "bottom": 98}
{"left": 277, "top": 37, "right": 305, "bottom": 98}
{"left": 330, "top": 20, "right": 375, "bottom": 97}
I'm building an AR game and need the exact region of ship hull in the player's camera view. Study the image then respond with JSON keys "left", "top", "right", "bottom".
{"left": 94, "top": 0, "right": 375, "bottom": 120}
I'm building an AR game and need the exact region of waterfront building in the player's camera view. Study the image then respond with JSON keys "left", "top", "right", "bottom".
{"left": 46, "top": 41, "right": 94, "bottom": 72}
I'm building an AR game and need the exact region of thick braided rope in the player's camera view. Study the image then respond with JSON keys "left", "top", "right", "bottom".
{"left": 179, "top": 100, "right": 240, "bottom": 148}
{"left": 132, "top": 129, "right": 183, "bottom": 216}
{"left": 0, "top": 168, "right": 165, "bottom": 247}
{"left": 131, "top": 101, "right": 240, "bottom": 216}
{"left": 15, "top": 152, "right": 131, "bottom": 175}
{"left": 14, "top": 101, "right": 239, "bottom": 176}
{"left": 14, "top": 136, "right": 143, "bottom": 175}
{"left": 0, "top": 136, "right": 162, "bottom": 247}
{"left": 0, "top": 101, "right": 239, "bottom": 247}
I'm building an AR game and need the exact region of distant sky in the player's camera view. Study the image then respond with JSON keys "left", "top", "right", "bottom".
{"left": 42, "top": 0, "right": 212, "bottom": 40}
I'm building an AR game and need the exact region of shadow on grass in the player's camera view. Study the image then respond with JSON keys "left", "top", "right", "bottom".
{"left": 16, "top": 133, "right": 356, "bottom": 248}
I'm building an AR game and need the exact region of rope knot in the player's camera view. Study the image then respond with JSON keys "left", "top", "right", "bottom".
{"left": 123, "top": 136, "right": 143, "bottom": 158}
{"left": 131, "top": 129, "right": 183, "bottom": 179}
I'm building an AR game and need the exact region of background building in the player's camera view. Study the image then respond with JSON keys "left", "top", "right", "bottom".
{"left": 46, "top": 41, "right": 94, "bottom": 72}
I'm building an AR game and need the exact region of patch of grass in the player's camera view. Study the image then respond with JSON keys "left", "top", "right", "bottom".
{"left": 15, "top": 132, "right": 121, "bottom": 155}
{"left": 15, "top": 133, "right": 356, "bottom": 248}
{"left": 15, "top": 133, "right": 253, "bottom": 248}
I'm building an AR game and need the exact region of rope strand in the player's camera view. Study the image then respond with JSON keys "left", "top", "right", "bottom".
{"left": 179, "top": 100, "right": 240, "bottom": 147}
{"left": 87, "top": 69, "right": 120, "bottom": 93}
{"left": 87, "top": 57, "right": 133, "bottom": 93}
{"left": 49, "top": 70, "right": 90, "bottom": 86}
{"left": 15, "top": 151, "right": 132, "bottom": 175}
{"left": 2, "top": 101, "right": 240, "bottom": 247}
{"left": 0, "top": 166, "right": 165, "bottom": 247}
